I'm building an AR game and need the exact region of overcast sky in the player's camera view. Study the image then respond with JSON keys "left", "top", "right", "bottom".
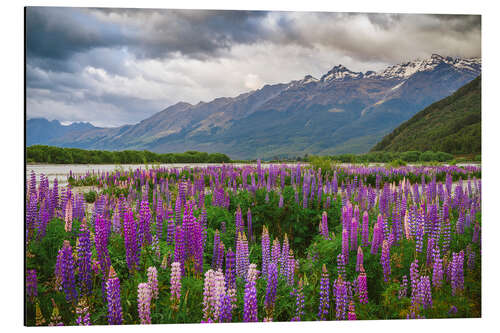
{"left": 26, "top": 7, "right": 481, "bottom": 127}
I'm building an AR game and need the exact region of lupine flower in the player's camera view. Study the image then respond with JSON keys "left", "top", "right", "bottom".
{"left": 35, "top": 301, "right": 46, "bottom": 326}
{"left": 75, "top": 297, "right": 91, "bottom": 326}
{"left": 48, "top": 299, "right": 64, "bottom": 326}
{"left": 64, "top": 199, "right": 73, "bottom": 232}
{"left": 212, "top": 230, "right": 221, "bottom": 269}
{"left": 243, "top": 264, "right": 259, "bottom": 322}
{"left": 261, "top": 226, "right": 270, "bottom": 279}
{"left": 357, "top": 267, "right": 368, "bottom": 304}
{"left": 361, "top": 211, "right": 369, "bottom": 246}
{"left": 335, "top": 275, "right": 348, "bottom": 320}
{"left": 290, "top": 279, "right": 305, "bottom": 321}
{"left": 147, "top": 266, "right": 159, "bottom": 300}
{"left": 77, "top": 220, "right": 93, "bottom": 295}
{"left": 417, "top": 275, "right": 432, "bottom": 309}
{"left": 264, "top": 262, "right": 278, "bottom": 319}
{"left": 137, "top": 282, "right": 152, "bottom": 324}
{"left": 138, "top": 200, "right": 152, "bottom": 247}
{"left": 26, "top": 269, "right": 38, "bottom": 302}
{"left": 170, "top": 262, "right": 182, "bottom": 310}
{"left": 450, "top": 251, "right": 465, "bottom": 296}
{"left": 348, "top": 302, "right": 357, "bottom": 320}
{"left": 380, "top": 239, "right": 391, "bottom": 282}
{"left": 356, "top": 246, "right": 364, "bottom": 272}
{"left": 55, "top": 240, "right": 78, "bottom": 302}
{"left": 174, "top": 225, "right": 186, "bottom": 275}
{"left": 95, "top": 214, "right": 111, "bottom": 277}
{"left": 320, "top": 211, "right": 329, "bottom": 240}
{"left": 317, "top": 264, "right": 330, "bottom": 320}
{"left": 342, "top": 229, "right": 349, "bottom": 263}
{"left": 350, "top": 217, "right": 358, "bottom": 251}
{"left": 105, "top": 266, "right": 123, "bottom": 325}
{"left": 123, "top": 210, "right": 140, "bottom": 273}
{"left": 337, "top": 253, "right": 346, "bottom": 280}
{"left": 236, "top": 232, "right": 249, "bottom": 279}
{"left": 432, "top": 247, "right": 443, "bottom": 288}
{"left": 410, "top": 259, "right": 420, "bottom": 305}
{"left": 280, "top": 234, "right": 290, "bottom": 277}
{"left": 202, "top": 269, "right": 226, "bottom": 322}
{"left": 247, "top": 208, "right": 253, "bottom": 242}
{"left": 399, "top": 275, "right": 408, "bottom": 299}
{"left": 225, "top": 248, "right": 236, "bottom": 290}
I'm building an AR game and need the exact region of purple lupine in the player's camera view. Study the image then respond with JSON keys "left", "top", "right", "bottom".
{"left": 472, "top": 222, "right": 480, "bottom": 244}
{"left": 417, "top": 275, "right": 432, "bottom": 309}
{"left": 370, "top": 220, "right": 382, "bottom": 255}
{"left": 357, "top": 267, "right": 368, "bottom": 304}
{"left": 361, "top": 211, "right": 369, "bottom": 247}
{"left": 170, "top": 262, "right": 182, "bottom": 311}
{"left": 287, "top": 250, "right": 296, "bottom": 285}
{"left": 337, "top": 253, "right": 346, "bottom": 280}
{"left": 243, "top": 264, "right": 259, "bottom": 322}
{"left": 212, "top": 230, "right": 221, "bottom": 270}
{"left": 290, "top": 279, "right": 305, "bottom": 321}
{"left": 335, "top": 275, "right": 348, "bottom": 320}
{"left": 280, "top": 234, "right": 290, "bottom": 277}
{"left": 264, "top": 262, "right": 278, "bottom": 320}
{"left": 317, "top": 264, "right": 330, "bottom": 320}
{"left": 95, "top": 214, "right": 111, "bottom": 277}
{"left": 123, "top": 210, "right": 140, "bottom": 273}
{"left": 175, "top": 196, "right": 182, "bottom": 226}
{"left": 347, "top": 302, "right": 357, "bottom": 320}
{"left": 147, "top": 266, "right": 159, "bottom": 300}
{"left": 410, "top": 259, "right": 420, "bottom": 305}
{"left": 138, "top": 200, "right": 152, "bottom": 247}
{"left": 174, "top": 225, "right": 186, "bottom": 275}
{"left": 26, "top": 269, "right": 38, "bottom": 301}
{"left": 320, "top": 211, "right": 329, "bottom": 240}
{"left": 235, "top": 206, "right": 243, "bottom": 236}
{"left": 225, "top": 248, "right": 236, "bottom": 290}
{"left": 450, "top": 251, "right": 465, "bottom": 296}
{"left": 105, "top": 266, "right": 123, "bottom": 325}
{"left": 261, "top": 226, "right": 270, "bottom": 280}
{"left": 236, "top": 232, "right": 250, "bottom": 279}
{"left": 137, "top": 282, "right": 152, "bottom": 324}
{"left": 356, "top": 246, "right": 364, "bottom": 272}
{"left": 56, "top": 240, "right": 78, "bottom": 302}
{"left": 247, "top": 208, "right": 253, "bottom": 242}
{"left": 155, "top": 198, "right": 163, "bottom": 239}
{"left": 77, "top": 221, "right": 93, "bottom": 295}
{"left": 380, "top": 239, "right": 391, "bottom": 282}
{"left": 432, "top": 246, "right": 443, "bottom": 289}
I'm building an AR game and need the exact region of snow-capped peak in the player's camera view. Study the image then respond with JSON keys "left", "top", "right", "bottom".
{"left": 320, "top": 65, "right": 364, "bottom": 81}
{"left": 375, "top": 54, "right": 481, "bottom": 79}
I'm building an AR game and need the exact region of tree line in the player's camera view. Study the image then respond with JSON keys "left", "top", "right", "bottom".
{"left": 26, "top": 145, "right": 231, "bottom": 164}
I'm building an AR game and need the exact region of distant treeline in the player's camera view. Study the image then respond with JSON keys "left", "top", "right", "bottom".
{"left": 26, "top": 145, "right": 232, "bottom": 164}
{"left": 309, "top": 150, "right": 480, "bottom": 164}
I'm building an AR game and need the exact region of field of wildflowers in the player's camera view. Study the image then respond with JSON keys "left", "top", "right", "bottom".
{"left": 24, "top": 162, "right": 481, "bottom": 325}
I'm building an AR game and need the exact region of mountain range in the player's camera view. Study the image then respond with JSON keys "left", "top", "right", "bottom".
{"left": 27, "top": 54, "right": 481, "bottom": 160}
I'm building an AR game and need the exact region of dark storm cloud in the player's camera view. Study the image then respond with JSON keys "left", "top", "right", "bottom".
{"left": 25, "top": 8, "right": 481, "bottom": 127}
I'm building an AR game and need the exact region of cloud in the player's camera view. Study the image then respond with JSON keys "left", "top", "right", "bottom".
{"left": 25, "top": 7, "right": 481, "bottom": 127}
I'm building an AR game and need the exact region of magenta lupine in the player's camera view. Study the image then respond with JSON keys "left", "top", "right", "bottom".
{"left": 170, "top": 262, "right": 182, "bottom": 310}
{"left": 320, "top": 211, "right": 329, "bottom": 240}
{"left": 147, "top": 266, "right": 159, "bottom": 300}
{"left": 348, "top": 302, "right": 357, "bottom": 320}
{"left": 356, "top": 246, "right": 364, "bottom": 272}
{"left": 243, "top": 264, "right": 259, "bottom": 322}
{"left": 77, "top": 221, "right": 93, "bottom": 295}
{"left": 361, "top": 211, "right": 369, "bottom": 247}
{"left": 123, "top": 210, "right": 140, "bottom": 273}
{"left": 380, "top": 239, "right": 391, "bottom": 282}
{"left": 225, "top": 248, "right": 236, "bottom": 290}
{"left": 350, "top": 217, "right": 358, "bottom": 251}
{"left": 175, "top": 196, "right": 182, "bottom": 226}
{"left": 290, "top": 279, "right": 305, "bottom": 321}
{"left": 371, "top": 220, "right": 382, "bottom": 255}
{"left": 358, "top": 267, "right": 368, "bottom": 304}
{"left": 166, "top": 204, "right": 175, "bottom": 244}
{"left": 64, "top": 199, "right": 73, "bottom": 232}
{"left": 261, "top": 226, "right": 270, "bottom": 279}
{"left": 342, "top": 229, "right": 349, "bottom": 263}
{"left": 317, "top": 264, "right": 330, "bottom": 320}
{"left": 26, "top": 269, "right": 38, "bottom": 301}
{"left": 137, "top": 282, "right": 152, "bottom": 324}
{"left": 105, "top": 266, "right": 123, "bottom": 325}
{"left": 174, "top": 225, "right": 186, "bottom": 275}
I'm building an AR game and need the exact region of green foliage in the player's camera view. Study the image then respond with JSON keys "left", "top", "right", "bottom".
{"left": 371, "top": 76, "right": 481, "bottom": 154}
{"left": 83, "top": 190, "right": 97, "bottom": 203}
{"left": 26, "top": 145, "right": 232, "bottom": 164}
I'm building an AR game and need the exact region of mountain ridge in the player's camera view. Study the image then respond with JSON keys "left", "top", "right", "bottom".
{"left": 27, "top": 54, "right": 481, "bottom": 159}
